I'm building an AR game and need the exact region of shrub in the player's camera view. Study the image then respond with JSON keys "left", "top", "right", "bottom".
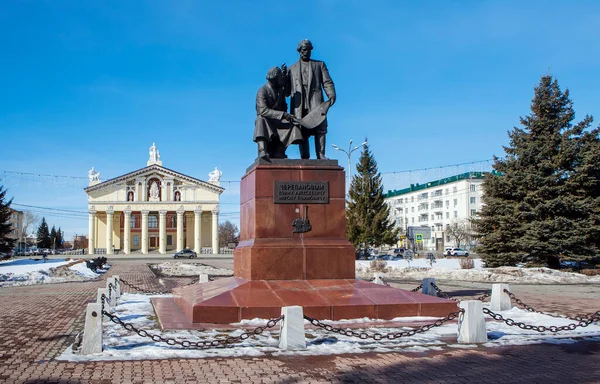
{"left": 459, "top": 258, "right": 474, "bottom": 269}
{"left": 370, "top": 259, "right": 389, "bottom": 273}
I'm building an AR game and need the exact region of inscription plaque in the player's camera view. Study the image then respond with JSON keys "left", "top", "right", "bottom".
{"left": 274, "top": 181, "right": 329, "bottom": 204}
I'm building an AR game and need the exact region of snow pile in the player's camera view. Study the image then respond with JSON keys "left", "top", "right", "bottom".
{"left": 58, "top": 292, "right": 600, "bottom": 361}
{"left": 150, "top": 261, "right": 233, "bottom": 277}
{"left": 0, "top": 258, "right": 102, "bottom": 287}
{"left": 355, "top": 260, "right": 600, "bottom": 284}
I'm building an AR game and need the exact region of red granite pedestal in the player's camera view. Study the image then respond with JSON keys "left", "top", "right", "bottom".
{"left": 154, "top": 159, "right": 457, "bottom": 326}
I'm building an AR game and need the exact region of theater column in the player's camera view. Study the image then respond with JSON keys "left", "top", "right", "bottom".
{"left": 106, "top": 208, "right": 114, "bottom": 255}
{"left": 123, "top": 209, "right": 131, "bottom": 255}
{"left": 159, "top": 210, "right": 167, "bottom": 254}
{"left": 194, "top": 206, "right": 202, "bottom": 254}
{"left": 88, "top": 209, "right": 96, "bottom": 255}
{"left": 176, "top": 208, "right": 184, "bottom": 252}
{"left": 141, "top": 210, "right": 149, "bottom": 254}
{"left": 212, "top": 206, "right": 219, "bottom": 255}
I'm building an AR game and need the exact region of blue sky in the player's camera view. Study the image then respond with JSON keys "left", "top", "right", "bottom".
{"left": 1, "top": 1, "right": 600, "bottom": 239}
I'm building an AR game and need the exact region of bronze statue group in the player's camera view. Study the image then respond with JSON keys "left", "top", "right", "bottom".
{"left": 253, "top": 39, "right": 336, "bottom": 161}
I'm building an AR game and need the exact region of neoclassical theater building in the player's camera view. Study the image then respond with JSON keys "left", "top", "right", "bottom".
{"left": 84, "top": 143, "right": 224, "bottom": 255}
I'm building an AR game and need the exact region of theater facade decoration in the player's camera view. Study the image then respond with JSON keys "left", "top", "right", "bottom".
{"left": 84, "top": 144, "right": 224, "bottom": 255}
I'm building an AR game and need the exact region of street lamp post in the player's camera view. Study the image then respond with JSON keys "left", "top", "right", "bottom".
{"left": 331, "top": 140, "right": 368, "bottom": 196}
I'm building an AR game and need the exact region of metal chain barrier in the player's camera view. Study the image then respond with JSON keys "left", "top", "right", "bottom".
{"left": 429, "top": 282, "right": 458, "bottom": 301}
{"left": 303, "top": 309, "right": 464, "bottom": 341}
{"left": 101, "top": 310, "right": 283, "bottom": 349}
{"left": 503, "top": 289, "right": 599, "bottom": 321}
{"left": 411, "top": 283, "right": 423, "bottom": 292}
{"left": 119, "top": 278, "right": 173, "bottom": 295}
{"left": 477, "top": 292, "right": 491, "bottom": 302}
{"left": 482, "top": 307, "right": 600, "bottom": 332}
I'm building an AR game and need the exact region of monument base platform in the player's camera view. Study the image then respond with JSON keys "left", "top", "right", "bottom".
{"left": 152, "top": 278, "right": 458, "bottom": 326}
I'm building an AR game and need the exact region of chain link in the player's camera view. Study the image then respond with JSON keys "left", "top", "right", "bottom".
{"left": 304, "top": 309, "right": 464, "bottom": 341}
{"left": 102, "top": 310, "right": 283, "bottom": 349}
{"left": 476, "top": 292, "right": 491, "bottom": 302}
{"left": 503, "top": 289, "right": 599, "bottom": 321}
{"left": 429, "top": 282, "right": 458, "bottom": 301}
{"left": 411, "top": 284, "right": 423, "bottom": 292}
{"left": 119, "top": 278, "right": 173, "bottom": 295}
{"left": 482, "top": 307, "right": 599, "bottom": 332}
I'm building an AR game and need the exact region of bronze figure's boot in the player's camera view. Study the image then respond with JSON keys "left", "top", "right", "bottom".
{"left": 257, "top": 140, "right": 269, "bottom": 160}
{"left": 299, "top": 140, "right": 310, "bottom": 159}
{"left": 315, "top": 133, "right": 328, "bottom": 160}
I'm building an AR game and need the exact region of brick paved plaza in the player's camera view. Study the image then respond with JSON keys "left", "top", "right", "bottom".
{"left": 1, "top": 259, "right": 599, "bottom": 384}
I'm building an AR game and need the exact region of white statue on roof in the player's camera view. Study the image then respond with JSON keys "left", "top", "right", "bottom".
{"left": 147, "top": 143, "right": 163, "bottom": 166}
{"left": 208, "top": 167, "right": 222, "bottom": 182}
{"left": 149, "top": 143, "right": 160, "bottom": 162}
{"left": 88, "top": 167, "right": 100, "bottom": 182}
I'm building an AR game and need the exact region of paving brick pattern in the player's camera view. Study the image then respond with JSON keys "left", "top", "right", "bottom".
{"left": 0, "top": 260, "right": 599, "bottom": 383}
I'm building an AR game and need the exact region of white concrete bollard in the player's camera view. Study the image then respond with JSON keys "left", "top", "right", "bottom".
{"left": 112, "top": 275, "right": 121, "bottom": 300}
{"left": 198, "top": 274, "right": 210, "bottom": 283}
{"left": 97, "top": 288, "right": 110, "bottom": 311}
{"left": 373, "top": 273, "right": 385, "bottom": 285}
{"left": 279, "top": 306, "right": 306, "bottom": 350}
{"left": 490, "top": 284, "right": 512, "bottom": 311}
{"left": 81, "top": 303, "right": 103, "bottom": 354}
{"left": 421, "top": 278, "right": 438, "bottom": 296}
{"left": 457, "top": 300, "right": 488, "bottom": 343}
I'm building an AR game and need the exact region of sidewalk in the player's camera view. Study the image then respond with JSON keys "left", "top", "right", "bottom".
{"left": 0, "top": 260, "right": 599, "bottom": 383}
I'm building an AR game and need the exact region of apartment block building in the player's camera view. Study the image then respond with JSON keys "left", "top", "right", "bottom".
{"left": 384, "top": 171, "right": 492, "bottom": 251}
{"left": 8, "top": 208, "right": 23, "bottom": 246}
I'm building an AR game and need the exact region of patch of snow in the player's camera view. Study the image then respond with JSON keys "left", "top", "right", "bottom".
{"left": 0, "top": 258, "right": 102, "bottom": 287}
{"left": 57, "top": 292, "right": 600, "bottom": 361}
{"left": 151, "top": 261, "right": 232, "bottom": 277}
{"left": 356, "top": 260, "right": 600, "bottom": 284}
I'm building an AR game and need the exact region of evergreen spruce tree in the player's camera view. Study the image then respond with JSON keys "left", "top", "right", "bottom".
{"left": 56, "top": 227, "right": 63, "bottom": 249}
{"left": 36, "top": 217, "right": 51, "bottom": 249}
{"left": 50, "top": 226, "right": 57, "bottom": 250}
{"left": 0, "top": 183, "right": 16, "bottom": 253}
{"left": 346, "top": 141, "right": 398, "bottom": 247}
{"left": 475, "top": 75, "right": 599, "bottom": 267}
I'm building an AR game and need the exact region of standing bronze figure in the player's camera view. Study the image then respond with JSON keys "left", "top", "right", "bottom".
{"left": 254, "top": 67, "right": 303, "bottom": 160}
{"left": 285, "top": 39, "right": 336, "bottom": 159}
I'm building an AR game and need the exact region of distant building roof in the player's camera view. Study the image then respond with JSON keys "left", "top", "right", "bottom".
{"left": 384, "top": 171, "right": 500, "bottom": 198}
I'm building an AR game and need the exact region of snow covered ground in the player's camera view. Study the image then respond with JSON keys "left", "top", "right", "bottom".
{"left": 2, "top": 257, "right": 599, "bottom": 361}
{"left": 0, "top": 257, "right": 104, "bottom": 287}
{"left": 2, "top": 257, "right": 598, "bottom": 287}
{"left": 356, "top": 258, "right": 600, "bottom": 284}
{"left": 57, "top": 291, "right": 600, "bottom": 362}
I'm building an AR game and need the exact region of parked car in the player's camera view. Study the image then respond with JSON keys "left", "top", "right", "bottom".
{"left": 173, "top": 249, "right": 197, "bottom": 259}
{"left": 444, "top": 247, "right": 453, "bottom": 256}
{"left": 389, "top": 248, "right": 405, "bottom": 257}
{"left": 448, "top": 248, "right": 469, "bottom": 256}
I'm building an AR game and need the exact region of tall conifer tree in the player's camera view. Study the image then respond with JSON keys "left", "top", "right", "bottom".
{"left": 475, "top": 76, "right": 599, "bottom": 267}
{"left": 346, "top": 141, "right": 398, "bottom": 247}
{"left": 37, "top": 217, "right": 51, "bottom": 249}
{"left": 0, "top": 183, "right": 16, "bottom": 253}
{"left": 50, "top": 226, "right": 57, "bottom": 249}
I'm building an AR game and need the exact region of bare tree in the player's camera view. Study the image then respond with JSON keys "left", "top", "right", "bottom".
{"left": 218, "top": 221, "right": 239, "bottom": 247}
{"left": 21, "top": 211, "right": 40, "bottom": 238}
{"left": 446, "top": 220, "right": 474, "bottom": 248}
